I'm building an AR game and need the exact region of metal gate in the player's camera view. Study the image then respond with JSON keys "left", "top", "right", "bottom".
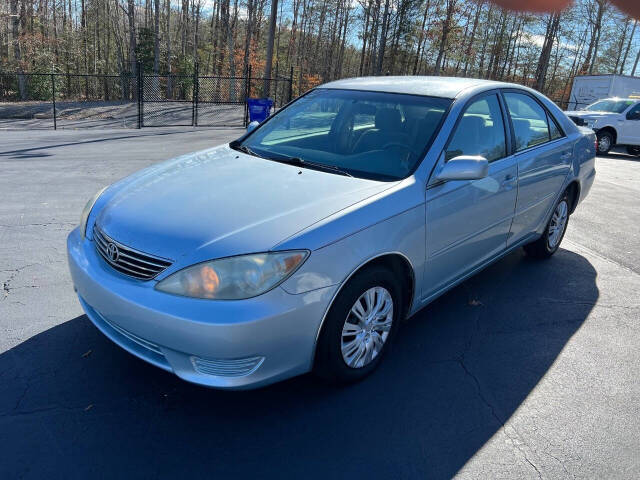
{"left": 0, "top": 64, "right": 292, "bottom": 129}
{"left": 140, "top": 65, "right": 293, "bottom": 128}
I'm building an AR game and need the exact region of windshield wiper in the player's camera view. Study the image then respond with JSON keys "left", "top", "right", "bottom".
{"left": 272, "top": 155, "right": 354, "bottom": 178}
{"left": 229, "top": 141, "right": 265, "bottom": 159}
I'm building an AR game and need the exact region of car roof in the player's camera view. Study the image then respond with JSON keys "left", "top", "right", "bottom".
{"left": 596, "top": 97, "right": 640, "bottom": 102}
{"left": 319, "top": 76, "right": 513, "bottom": 99}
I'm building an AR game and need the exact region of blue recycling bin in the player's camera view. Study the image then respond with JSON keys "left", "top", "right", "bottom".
{"left": 247, "top": 98, "right": 274, "bottom": 123}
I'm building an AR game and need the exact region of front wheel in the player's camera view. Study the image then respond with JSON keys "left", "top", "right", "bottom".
{"left": 626, "top": 145, "right": 640, "bottom": 157}
{"left": 524, "top": 193, "right": 570, "bottom": 259}
{"left": 314, "top": 265, "right": 402, "bottom": 384}
{"left": 596, "top": 131, "right": 614, "bottom": 155}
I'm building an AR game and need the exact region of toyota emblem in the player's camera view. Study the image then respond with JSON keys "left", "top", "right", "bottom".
{"left": 107, "top": 242, "right": 119, "bottom": 262}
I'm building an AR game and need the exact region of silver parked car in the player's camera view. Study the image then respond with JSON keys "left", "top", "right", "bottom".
{"left": 67, "top": 77, "right": 596, "bottom": 389}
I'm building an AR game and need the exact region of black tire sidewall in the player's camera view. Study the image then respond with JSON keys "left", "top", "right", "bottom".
{"left": 316, "top": 265, "right": 403, "bottom": 383}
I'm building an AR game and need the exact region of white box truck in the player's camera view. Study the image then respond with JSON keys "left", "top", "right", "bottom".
{"left": 567, "top": 74, "right": 640, "bottom": 110}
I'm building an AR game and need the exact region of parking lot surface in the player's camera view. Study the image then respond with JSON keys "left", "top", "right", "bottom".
{"left": 1, "top": 129, "right": 639, "bottom": 479}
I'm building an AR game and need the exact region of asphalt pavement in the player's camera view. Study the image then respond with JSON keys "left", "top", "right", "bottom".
{"left": 1, "top": 129, "right": 638, "bottom": 479}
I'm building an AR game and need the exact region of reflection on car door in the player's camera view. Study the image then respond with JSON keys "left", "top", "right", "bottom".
{"left": 502, "top": 91, "right": 572, "bottom": 246}
{"left": 423, "top": 93, "right": 518, "bottom": 301}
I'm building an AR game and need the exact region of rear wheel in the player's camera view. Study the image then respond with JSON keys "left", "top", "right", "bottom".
{"left": 596, "top": 131, "right": 614, "bottom": 155}
{"left": 626, "top": 145, "right": 640, "bottom": 157}
{"left": 524, "top": 193, "right": 570, "bottom": 259}
{"left": 315, "top": 265, "right": 402, "bottom": 383}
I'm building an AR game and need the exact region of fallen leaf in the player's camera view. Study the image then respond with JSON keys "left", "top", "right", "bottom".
{"left": 469, "top": 299, "right": 483, "bottom": 306}
{"left": 84, "top": 404, "right": 93, "bottom": 411}
{"left": 81, "top": 349, "right": 92, "bottom": 358}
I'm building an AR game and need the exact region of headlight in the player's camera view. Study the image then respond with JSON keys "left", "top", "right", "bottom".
{"left": 155, "top": 251, "right": 309, "bottom": 300}
{"left": 79, "top": 186, "right": 107, "bottom": 239}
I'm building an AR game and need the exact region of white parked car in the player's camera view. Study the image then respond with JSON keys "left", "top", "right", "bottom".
{"left": 565, "top": 97, "right": 640, "bottom": 156}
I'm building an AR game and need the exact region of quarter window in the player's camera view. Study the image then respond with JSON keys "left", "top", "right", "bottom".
{"left": 504, "top": 92, "right": 554, "bottom": 151}
{"left": 548, "top": 113, "right": 563, "bottom": 140}
{"left": 445, "top": 94, "right": 507, "bottom": 162}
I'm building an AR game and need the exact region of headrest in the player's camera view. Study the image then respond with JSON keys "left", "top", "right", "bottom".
{"left": 375, "top": 108, "right": 402, "bottom": 132}
{"left": 418, "top": 110, "right": 443, "bottom": 133}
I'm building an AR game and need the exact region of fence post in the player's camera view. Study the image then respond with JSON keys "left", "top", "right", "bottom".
{"left": 244, "top": 64, "right": 252, "bottom": 127}
{"left": 288, "top": 66, "right": 294, "bottom": 103}
{"left": 51, "top": 73, "right": 57, "bottom": 130}
{"left": 192, "top": 62, "right": 199, "bottom": 127}
{"left": 137, "top": 62, "right": 143, "bottom": 128}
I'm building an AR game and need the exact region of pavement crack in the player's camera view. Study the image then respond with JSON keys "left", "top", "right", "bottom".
{"left": 1, "top": 263, "right": 38, "bottom": 301}
{"left": 456, "top": 302, "right": 545, "bottom": 480}
{"left": 0, "top": 222, "right": 76, "bottom": 229}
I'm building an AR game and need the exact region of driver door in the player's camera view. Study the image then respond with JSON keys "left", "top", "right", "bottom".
{"left": 423, "top": 92, "right": 518, "bottom": 301}
{"left": 621, "top": 103, "right": 640, "bottom": 145}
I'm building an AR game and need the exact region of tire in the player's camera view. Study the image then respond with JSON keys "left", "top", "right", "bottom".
{"left": 626, "top": 145, "right": 640, "bottom": 157}
{"left": 596, "top": 130, "right": 614, "bottom": 155}
{"left": 314, "top": 265, "right": 403, "bottom": 384}
{"left": 524, "top": 192, "right": 570, "bottom": 259}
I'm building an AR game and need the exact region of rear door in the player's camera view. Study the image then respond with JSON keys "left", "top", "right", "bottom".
{"left": 423, "top": 92, "right": 518, "bottom": 301}
{"left": 502, "top": 90, "right": 572, "bottom": 246}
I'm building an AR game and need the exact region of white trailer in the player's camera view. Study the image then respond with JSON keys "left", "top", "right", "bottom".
{"left": 567, "top": 74, "right": 640, "bottom": 110}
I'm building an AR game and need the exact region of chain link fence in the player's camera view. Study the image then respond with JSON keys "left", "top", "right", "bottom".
{"left": 0, "top": 64, "right": 292, "bottom": 130}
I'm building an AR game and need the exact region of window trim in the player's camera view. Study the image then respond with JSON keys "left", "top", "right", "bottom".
{"left": 500, "top": 88, "right": 567, "bottom": 155}
{"left": 441, "top": 89, "right": 511, "bottom": 164}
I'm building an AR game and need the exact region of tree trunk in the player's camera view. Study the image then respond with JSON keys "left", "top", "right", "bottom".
{"left": 375, "top": 0, "right": 390, "bottom": 75}
{"left": 10, "top": 0, "right": 26, "bottom": 99}
{"left": 434, "top": 0, "right": 457, "bottom": 76}
{"left": 619, "top": 20, "right": 637, "bottom": 74}
{"left": 534, "top": 12, "right": 561, "bottom": 93}
{"left": 154, "top": 0, "right": 160, "bottom": 74}
{"left": 264, "top": 0, "right": 278, "bottom": 96}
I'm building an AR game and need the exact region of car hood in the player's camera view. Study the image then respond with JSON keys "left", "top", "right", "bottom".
{"left": 564, "top": 110, "right": 615, "bottom": 118}
{"left": 96, "top": 145, "right": 394, "bottom": 262}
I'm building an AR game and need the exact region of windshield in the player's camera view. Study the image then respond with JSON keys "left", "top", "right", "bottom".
{"left": 238, "top": 88, "right": 451, "bottom": 181}
{"left": 585, "top": 99, "right": 635, "bottom": 113}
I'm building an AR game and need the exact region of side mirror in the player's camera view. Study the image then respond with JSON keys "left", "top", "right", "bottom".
{"left": 246, "top": 121, "right": 260, "bottom": 133}
{"left": 435, "top": 155, "right": 489, "bottom": 182}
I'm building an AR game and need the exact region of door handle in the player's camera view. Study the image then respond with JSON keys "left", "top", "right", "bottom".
{"left": 501, "top": 174, "right": 516, "bottom": 188}
{"left": 560, "top": 151, "right": 572, "bottom": 160}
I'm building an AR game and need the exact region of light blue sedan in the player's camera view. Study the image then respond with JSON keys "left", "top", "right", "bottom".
{"left": 67, "top": 77, "right": 596, "bottom": 389}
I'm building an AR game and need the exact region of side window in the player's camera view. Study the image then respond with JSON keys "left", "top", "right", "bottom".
{"left": 627, "top": 104, "right": 640, "bottom": 120}
{"left": 548, "top": 113, "right": 564, "bottom": 140}
{"left": 504, "top": 92, "right": 551, "bottom": 151}
{"left": 445, "top": 94, "right": 507, "bottom": 162}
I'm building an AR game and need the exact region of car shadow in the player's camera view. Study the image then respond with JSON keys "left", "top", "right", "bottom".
{"left": 599, "top": 150, "right": 640, "bottom": 162}
{"left": 0, "top": 248, "right": 598, "bottom": 479}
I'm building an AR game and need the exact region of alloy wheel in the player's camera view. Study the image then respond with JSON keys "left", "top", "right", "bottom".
{"left": 598, "top": 135, "right": 611, "bottom": 153}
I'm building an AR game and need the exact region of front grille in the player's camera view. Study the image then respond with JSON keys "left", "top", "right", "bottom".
{"left": 93, "top": 225, "right": 172, "bottom": 280}
{"left": 190, "top": 355, "right": 265, "bottom": 377}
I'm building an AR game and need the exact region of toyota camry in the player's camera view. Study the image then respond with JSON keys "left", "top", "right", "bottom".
{"left": 67, "top": 77, "right": 596, "bottom": 389}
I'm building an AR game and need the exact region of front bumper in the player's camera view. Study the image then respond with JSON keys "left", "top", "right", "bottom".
{"left": 67, "top": 227, "right": 337, "bottom": 389}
